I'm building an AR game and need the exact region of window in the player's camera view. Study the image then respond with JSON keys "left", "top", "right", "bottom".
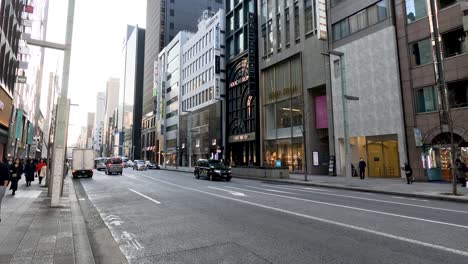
{"left": 448, "top": 80, "right": 468, "bottom": 108}
{"left": 262, "top": 24, "right": 267, "bottom": 56}
{"left": 285, "top": 8, "right": 291, "bottom": 44}
{"left": 166, "top": 124, "right": 178, "bottom": 132}
{"left": 416, "top": 86, "right": 438, "bottom": 113}
{"left": 170, "top": 9, "right": 174, "bottom": 16}
{"left": 261, "top": 0, "right": 267, "bottom": 24}
{"left": 277, "top": 15, "right": 282, "bottom": 50}
{"left": 267, "top": 20, "right": 273, "bottom": 54}
{"left": 304, "top": 0, "right": 314, "bottom": 33}
{"left": 294, "top": 2, "right": 300, "bottom": 40}
{"left": 442, "top": 28, "right": 466, "bottom": 58}
{"left": 368, "top": 5, "right": 378, "bottom": 25}
{"left": 170, "top": 22, "right": 174, "bottom": 29}
{"left": 410, "top": 38, "right": 433, "bottom": 66}
{"left": 439, "top": 0, "right": 457, "bottom": 9}
{"left": 406, "top": 0, "right": 427, "bottom": 23}
{"left": 376, "top": 0, "right": 388, "bottom": 21}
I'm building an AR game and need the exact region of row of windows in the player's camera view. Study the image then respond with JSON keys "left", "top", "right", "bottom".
{"left": 182, "top": 67, "right": 215, "bottom": 96}
{"left": 410, "top": 27, "right": 466, "bottom": 67}
{"left": 183, "top": 30, "right": 214, "bottom": 63}
{"left": 406, "top": 0, "right": 458, "bottom": 24}
{"left": 182, "top": 49, "right": 214, "bottom": 79}
{"left": 182, "top": 87, "right": 214, "bottom": 111}
{"left": 415, "top": 80, "right": 468, "bottom": 113}
{"left": 332, "top": 0, "right": 389, "bottom": 42}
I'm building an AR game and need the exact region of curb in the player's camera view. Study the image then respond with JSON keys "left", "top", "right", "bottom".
{"left": 69, "top": 178, "right": 96, "bottom": 264}
{"left": 233, "top": 175, "right": 468, "bottom": 203}
{"left": 160, "top": 167, "right": 468, "bottom": 203}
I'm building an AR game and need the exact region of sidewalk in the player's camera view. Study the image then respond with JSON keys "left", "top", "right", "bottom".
{"left": 0, "top": 177, "right": 94, "bottom": 264}
{"left": 160, "top": 166, "right": 468, "bottom": 203}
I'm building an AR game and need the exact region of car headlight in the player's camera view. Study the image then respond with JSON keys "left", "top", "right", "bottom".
{"left": 214, "top": 170, "right": 221, "bottom": 174}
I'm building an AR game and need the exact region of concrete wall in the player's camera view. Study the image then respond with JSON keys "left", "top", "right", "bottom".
{"left": 330, "top": 26, "right": 407, "bottom": 176}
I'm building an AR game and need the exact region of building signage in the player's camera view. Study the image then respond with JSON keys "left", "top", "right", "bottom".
{"left": 215, "top": 24, "right": 220, "bottom": 50}
{"left": 0, "top": 89, "right": 12, "bottom": 128}
{"left": 229, "top": 75, "right": 249, "bottom": 88}
{"left": 247, "top": 13, "right": 257, "bottom": 96}
{"left": 0, "top": 100, "right": 4, "bottom": 111}
{"left": 215, "top": 78, "right": 220, "bottom": 99}
{"left": 24, "top": 5, "right": 34, "bottom": 13}
{"left": 228, "top": 132, "right": 255, "bottom": 143}
{"left": 313, "top": 151, "right": 320, "bottom": 167}
{"left": 19, "top": 46, "right": 30, "bottom": 54}
{"left": 317, "top": 0, "right": 328, "bottom": 40}
{"left": 22, "top": 19, "right": 33, "bottom": 27}
{"left": 19, "top": 61, "right": 29, "bottom": 70}
{"left": 215, "top": 55, "right": 220, "bottom": 74}
{"left": 15, "top": 109, "right": 23, "bottom": 139}
{"left": 16, "top": 76, "right": 27, "bottom": 83}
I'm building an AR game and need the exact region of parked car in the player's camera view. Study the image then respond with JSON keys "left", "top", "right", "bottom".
{"left": 133, "top": 160, "right": 147, "bottom": 171}
{"left": 105, "top": 157, "right": 124, "bottom": 175}
{"left": 96, "top": 158, "right": 107, "bottom": 171}
{"left": 126, "top": 160, "right": 135, "bottom": 167}
{"left": 194, "top": 159, "right": 231, "bottom": 181}
{"left": 145, "top": 160, "right": 160, "bottom": 170}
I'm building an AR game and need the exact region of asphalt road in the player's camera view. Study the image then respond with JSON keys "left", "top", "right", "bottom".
{"left": 75, "top": 168, "right": 468, "bottom": 264}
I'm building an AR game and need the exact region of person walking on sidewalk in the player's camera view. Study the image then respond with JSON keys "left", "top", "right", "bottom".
{"left": 36, "top": 159, "right": 46, "bottom": 185}
{"left": 359, "top": 158, "right": 366, "bottom": 179}
{"left": 0, "top": 159, "right": 10, "bottom": 222}
{"left": 403, "top": 163, "right": 414, "bottom": 184}
{"left": 9, "top": 158, "right": 23, "bottom": 195}
{"left": 455, "top": 159, "right": 467, "bottom": 187}
{"left": 39, "top": 160, "right": 47, "bottom": 186}
{"left": 24, "top": 159, "right": 35, "bottom": 187}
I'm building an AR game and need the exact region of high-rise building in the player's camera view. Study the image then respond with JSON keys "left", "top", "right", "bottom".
{"left": 179, "top": 9, "right": 226, "bottom": 167}
{"left": 86, "top": 112, "right": 95, "bottom": 149}
{"left": 224, "top": 0, "right": 260, "bottom": 167}
{"left": 394, "top": 0, "right": 468, "bottom": 181}
{"left": 155, "top": 31, "right": 192, "bottom": 165}
{"left": 328, "top": 0, "right": 407, "bottom": 178}
{"left": 117, "top": 25, "right": 145, "bottom": 160}
{"left": 142, "top": 0, "right": 224, "bottom": 163}
{"left": 103, "top": 78, "right": 120, "bottom": 156}
{"left": 94, "top": 92, "right": 105, "bottom": 156}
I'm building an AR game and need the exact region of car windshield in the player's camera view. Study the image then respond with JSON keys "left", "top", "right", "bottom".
{"left": 208, "top": 160, "right": 226, "bottom": 169}
{"left": 108, "top": 158, "right": 122, "bottom": 164}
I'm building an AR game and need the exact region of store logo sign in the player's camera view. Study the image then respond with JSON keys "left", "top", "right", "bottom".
{"left": 229, "top": 76, "right": 249, "bottom": 88}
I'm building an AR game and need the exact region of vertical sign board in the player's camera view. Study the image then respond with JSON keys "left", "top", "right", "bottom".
{"left": 215, "top": 24, "right": 220, "bottom": 50}
{"left": 328, "top": 155, "right": 336, "bottom": 176}
{"left": 316, "top": 0, "right": 328, "bottom": 40}
{"left": 248, "top": 13, "right": 257, "bottom": 96}
{"left": 153, "top": 60, "right": 159, "bottom": 115}
{"left": 15, "top": 109, "right": 23, "bottom": 139}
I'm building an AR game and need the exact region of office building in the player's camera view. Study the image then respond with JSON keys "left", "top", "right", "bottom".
{"left": 394, "top": 0, "right": 468, "bottom": 181}
{"left": 103, "top": 78, "right": 120, "bottom": 157}
{"left": 156, "top": 31, "right": 192, "bottom": 165}
{"left": 142, "top": 0, "right": 224, "bottom": 163}
{"left": 327, "top": 0, "right": 407, "bottom": 178}
{"left": 117, "top": 25, "right": 145, "bottom": 160}
{"left": 224, "top": 0, "right": 260, "bottom": 166}
{"left": 179, "top": 9, "right": 226, "bottom": 167}
{"left": 94, "top": 92, "right": 105, "bottom": 156}
{"left": 256, "top": 0, "right": 331, "bottom": 174}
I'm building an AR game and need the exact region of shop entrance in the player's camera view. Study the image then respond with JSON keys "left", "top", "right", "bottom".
{"left": 229, "top": 141, "right": 257, "bottom": 166}
{"left": 366, "top": 136, "right": 400, "bottom": 178}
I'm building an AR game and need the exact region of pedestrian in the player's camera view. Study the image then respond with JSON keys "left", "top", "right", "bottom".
{"left": 358, "top": 158, "right": 366, "bottom": 179}
{"left": 455, "top": 159, "right": 467, "bottom": 188}
{"left": 9, "top": 158, "right": 23, "bottom": 195}
{"left": 39, "top": 160, "right": 47, "bottom": 186}
{"left": 0, "top": 159, "right": 10, "bottom": 222}
{"left": 36, "top": 159, "right": 46, "bottom": 185}
{"left": 403, "top": 162, "right": 414, "bottom": 184}
{"left": 24, "top": 159, "right": 35, "bottom": 187}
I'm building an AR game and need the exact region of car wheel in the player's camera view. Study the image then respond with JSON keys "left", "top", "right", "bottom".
{"left": 209, "top": 173, "right": 214, "bottom": 181}
{"left": 226, "top": 177, "right": 231, "bottom": 182}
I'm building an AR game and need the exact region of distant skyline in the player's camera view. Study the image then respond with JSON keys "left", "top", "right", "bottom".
{"left": 59, "top": 0, "right": 146, "bottom": 145}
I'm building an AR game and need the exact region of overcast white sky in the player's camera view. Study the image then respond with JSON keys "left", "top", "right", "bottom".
{"left": 43, "top": 0, "right": 146, "bottom": 145}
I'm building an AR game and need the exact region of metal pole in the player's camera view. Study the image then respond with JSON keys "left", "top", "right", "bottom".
{"left": 188, "top": 112, "right": 192, "bottom": 168}
{"left": 50, "top": 0, "right": 75, "bottom": 207}
{"left": 339, "top": 54, "right": 351, "bottom": 181}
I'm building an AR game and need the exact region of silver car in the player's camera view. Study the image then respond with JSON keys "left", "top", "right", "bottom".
{"left": 96, "top": 158, "right": 107, "bottom": 171}
{"left": 133, "top": 160, "right": 147, "bottom": 171}
{"left": 105, "top": 157, "right": 124, "bottom": 175}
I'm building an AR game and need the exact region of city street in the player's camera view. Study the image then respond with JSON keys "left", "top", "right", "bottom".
{"left": 74, "top": 168, "right": 468, "bottom": 264}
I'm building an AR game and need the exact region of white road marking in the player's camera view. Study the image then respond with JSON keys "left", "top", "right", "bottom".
{"left": 225, "top": 186, "right": 468, "bottom": 230}
{"left": 129, "top": 189, "right": 161, "bottom": 204}
{"left": 244, "top": 186, "right": 296, "bottom": 194}
{"left": 134, "top": 174, "right": 468, "bottom": 257}
{"left": 302, "top": 187, "right": 335, "bottom": 192}
{"left": 392, "top": 196, "right": 429, "bottom": 202}
{"left": 208, "top": 187, "right": 247, "bottom": 197}
{"left": 262, "top": 185, "right": 468, "bottom": 214}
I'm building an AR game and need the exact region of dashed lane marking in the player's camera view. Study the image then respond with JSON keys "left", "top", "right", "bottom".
{"left": 129, "top": 189, "right": 161, "bottom": 204}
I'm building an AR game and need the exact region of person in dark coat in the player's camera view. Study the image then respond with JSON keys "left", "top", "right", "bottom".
{"left": 358, "top": 158, "right": 366, "bottom": 179}
{"left": 9, "top": 158, "right": 23, "bottom": 195}
{"left": 403, "top": 163, "right": 414, "bottom": 184}
{"left": 0, "top": 159, "right": 10, "bottom": 222}
{"left": 24, "top": 159, "right": 35, "bottom": 187}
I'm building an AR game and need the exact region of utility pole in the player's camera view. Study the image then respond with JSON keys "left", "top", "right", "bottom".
{"left": 49, "top": 0, "right": 75, "bottom": 207}
{"left": 428, "top": 0, "right": 457, "bottom": 195}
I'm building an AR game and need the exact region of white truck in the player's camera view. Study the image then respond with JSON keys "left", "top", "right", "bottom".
{"left": 72, "top": 149, "right": 94, "bottom": 178}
